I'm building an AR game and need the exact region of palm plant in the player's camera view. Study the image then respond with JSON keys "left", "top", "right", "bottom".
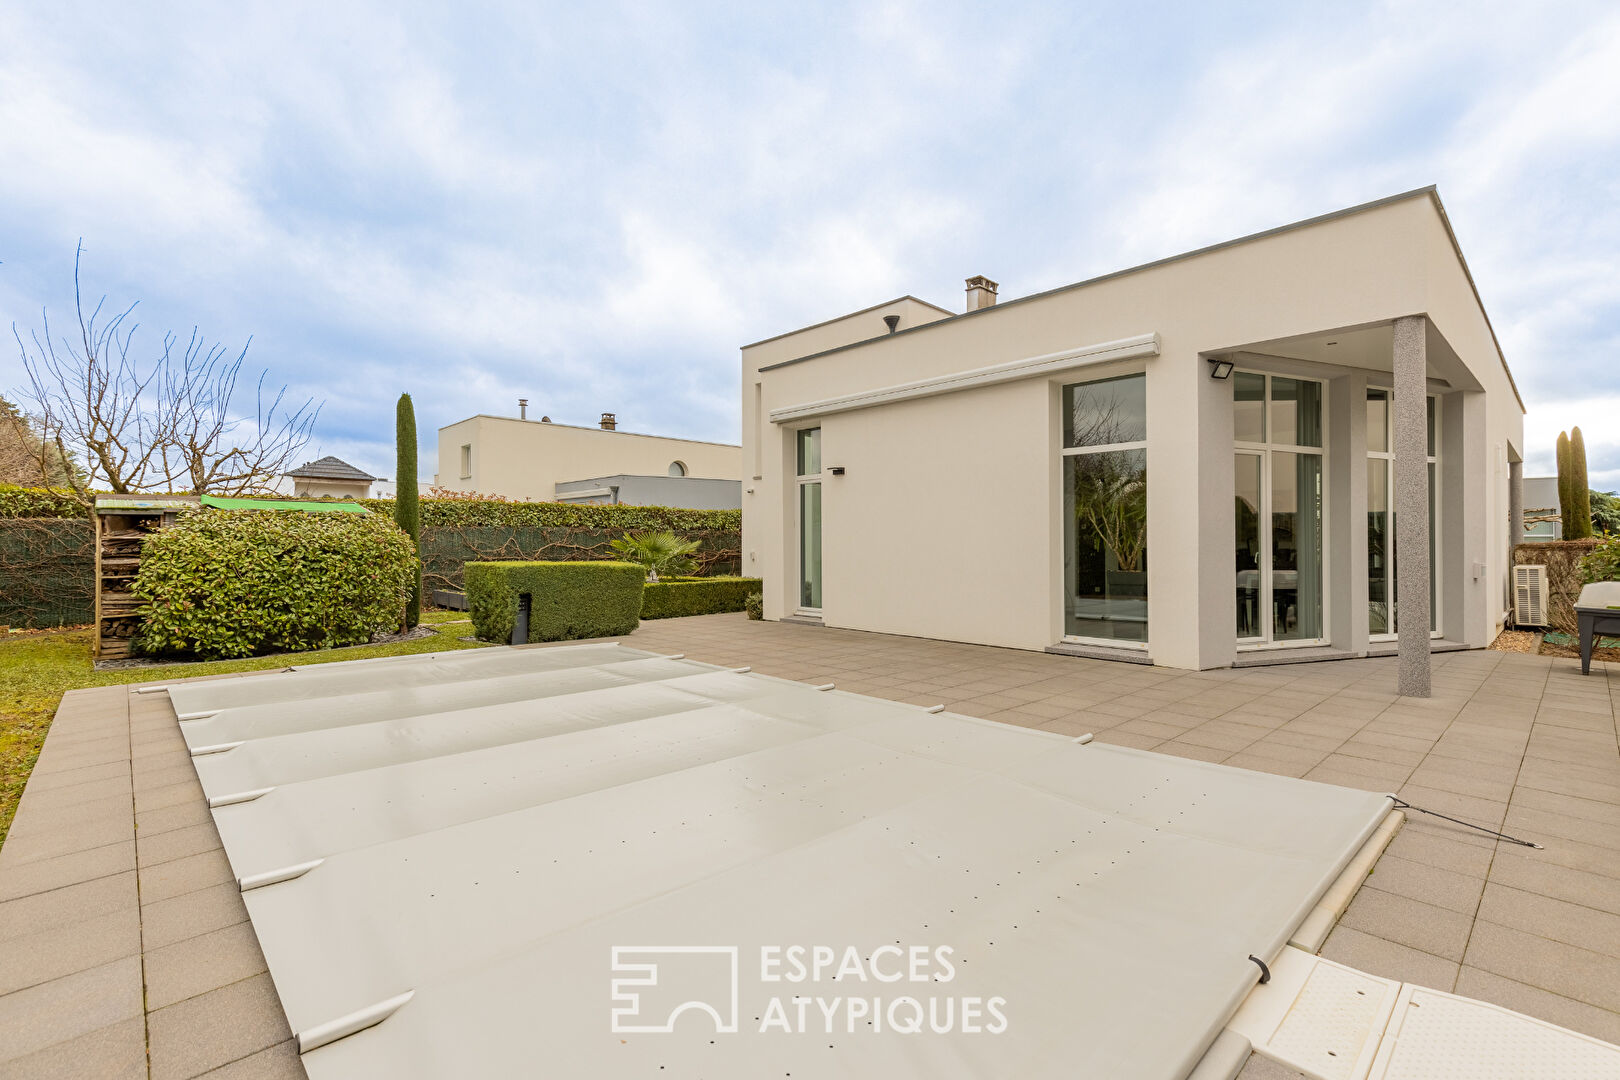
{"left": 609, "top": 530, "right": 701, "bottom": 582}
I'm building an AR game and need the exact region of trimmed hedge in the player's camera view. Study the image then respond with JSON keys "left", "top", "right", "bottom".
{"left": 0, "top": 485, "right": 89, "bottom": 519}
{"left": 641, "top": 577, "right": 762, "bottom": 619}
{"left": 133, "top": 509, "right": 418, "bottom": 659}
{"left": 360, "top": 496, "right": 739, "bottom": 532}
{"left": 466, "top": 560, "right": 644, "bottom": 643}
{"left": 419, "top": 525, "right": 739, "bottom": 591}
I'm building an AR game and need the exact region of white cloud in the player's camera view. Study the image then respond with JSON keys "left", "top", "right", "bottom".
{"left": 2, "top": 0, "right": 1618, "bottom": 490}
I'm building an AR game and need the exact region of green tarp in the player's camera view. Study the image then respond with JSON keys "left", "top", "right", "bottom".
{"left": 199, "top": 495, "right": 368, "bottom": 514}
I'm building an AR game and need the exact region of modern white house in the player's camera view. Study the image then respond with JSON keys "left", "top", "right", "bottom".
{"left": 434, "top": 408, "right": 742, "bottom": 505}
{"left": 741, "top": 188, "right": 1526, "bottom": 692}
{"left": 553, "top": 473, "right": 741, "bottom": 509}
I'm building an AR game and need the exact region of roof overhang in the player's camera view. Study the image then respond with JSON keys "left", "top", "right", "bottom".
{"left": 768, "top": 333, "right": 1159, "bottom": 424}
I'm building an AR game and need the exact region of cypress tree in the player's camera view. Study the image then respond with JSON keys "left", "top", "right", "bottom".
{"left": 1569, "top": 427, "right": 1594, "bottom": 539}
{"left": 1557, "top": 431, "right": 1572, "bottom": 537}
{"left": 395, "top": 393, "right": 422, "bottom": 626}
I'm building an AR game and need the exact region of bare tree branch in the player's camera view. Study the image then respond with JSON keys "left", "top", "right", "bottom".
{"left": 11, "top": 242, "right": 323, "bottom": 498}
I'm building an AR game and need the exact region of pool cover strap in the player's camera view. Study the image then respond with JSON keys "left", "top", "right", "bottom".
{"left": 1387, "top": 797, "right": 1542, "bottom": 849}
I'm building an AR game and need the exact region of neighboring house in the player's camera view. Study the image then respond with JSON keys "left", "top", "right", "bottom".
{"left": 742, "top": 187, "right": 1526, "bottom": 672}
{"left": 554, "top": 473, "right": 741, "bottom": 509}
{"left": 370, "top": 479, "right": 433, "bottom": 500}
{"left": 282, "top": 456, "right": 377, "bottom": 500}
{"left": 1521, "top": 476, "right": 1562, "bottom": 541}
{"left": 434, "top": 410, "right": 741, "bottom": 504}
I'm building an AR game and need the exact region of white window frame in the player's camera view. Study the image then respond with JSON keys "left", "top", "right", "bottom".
{"left": 1234, "top": 370, "right": 1331, "bottom": 651}
{"left": 794, "top": 428, "right": 823, "bottom": 616}
{"left": 1365, "top": 388, "right": 1441, "bottom": 641}
{"left": 1060, "top": 375, "right": 1149, "bottom": 650}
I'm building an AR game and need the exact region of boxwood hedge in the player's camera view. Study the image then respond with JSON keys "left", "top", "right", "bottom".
{"left": 360, "top": 496, "right": 739, "bottom": 532}
{"left": 641, "top": 577, "right": 762, "bottom": 619}
{"left": 133, "top": 508, "right": 417, "bottom": 659}
{"left": 466, "top": 560, "right": 644, "bottom": 643}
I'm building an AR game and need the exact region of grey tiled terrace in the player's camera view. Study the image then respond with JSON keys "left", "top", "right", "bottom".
{"left": 0, "top": 612, "right": 1615, "bottom": 1077}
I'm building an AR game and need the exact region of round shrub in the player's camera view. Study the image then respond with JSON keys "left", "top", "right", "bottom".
{"left": 133, "top": 509, "right": 417, "bottom": 659}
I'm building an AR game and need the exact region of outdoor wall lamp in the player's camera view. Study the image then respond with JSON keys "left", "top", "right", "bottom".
{"left": 829, "top": 466, "right": 846, "bottom": 475}
{"left": 1207, "top": 357, "right": 1235, "bottom": 379}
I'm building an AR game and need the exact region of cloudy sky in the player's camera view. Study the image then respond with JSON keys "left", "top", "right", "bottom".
{"left": 2, "top": 1, "right": 1617, "bottom": 486}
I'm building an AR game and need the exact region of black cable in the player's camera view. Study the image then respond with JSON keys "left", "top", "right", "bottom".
{"left": 1388, "top": 797, "right": 1542, "bottom": 849}
{"left": 1248, "top": 955, "right": 1270, "bottom": 984}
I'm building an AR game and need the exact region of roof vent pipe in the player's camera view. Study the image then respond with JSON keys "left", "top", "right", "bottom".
{"left": 884, "top": 314, "right": 900, "bottom": 334}
{"left": 518, "top": 398, "right": 528, "bottom": 420}
{"left": 965, "top": 275, "right": 999, "bottom": 312}
{"left": 600, "top": 412, "right": 617, "bottom": 431}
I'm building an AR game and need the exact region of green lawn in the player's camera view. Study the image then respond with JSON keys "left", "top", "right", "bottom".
{"left": 0, "top": 610, "right": 487, "bottom": 849}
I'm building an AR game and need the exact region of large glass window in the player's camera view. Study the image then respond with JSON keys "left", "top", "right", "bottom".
{"left": 796, "top": 429, "right": 822, "bottom": 610}
{"left": 1272, "top": 451, "right": 1323, "bottom": 641}
{"left": 1063, "top": 374, "right": 1148, "bottom": 643}
{"left": 1365, "top": 388, "right": 1438, "bottom": 637}
{"left": 1235, "top": 453, "right": 1263, "bottom": 638}
{"left": 1235, "top": 373, "right": 1325, "bottom": 645}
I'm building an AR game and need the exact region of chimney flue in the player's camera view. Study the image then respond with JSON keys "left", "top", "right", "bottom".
{"left": 518, "top": 398, "right": 528, "bottom": 420}
{"left": 965, "top": 275, "right": 999, "bottom": 312}
{"left": 600, "top": 412, "right": 617, "bottom": 431}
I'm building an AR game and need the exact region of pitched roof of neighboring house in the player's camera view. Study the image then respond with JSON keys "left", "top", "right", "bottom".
{"left": 283, "top": 455, "right": 377, "bottom": 482}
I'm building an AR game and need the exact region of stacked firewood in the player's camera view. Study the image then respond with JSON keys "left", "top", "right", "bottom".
{"left": 98, "top": 524, "right": 157, "bottom": 658}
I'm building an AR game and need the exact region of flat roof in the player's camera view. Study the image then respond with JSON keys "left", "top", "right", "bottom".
{"left": 756, "top": 187, "right": 1523, "bottom": 411}
{"left": 741, "top": 295, "right": 955, "bottom": 350}
{"left": 170, "top": 644, "right": 1391, "bottom": 1078}
{"left": 555, "top": 473, "right": 741, "bottom": 485}
{"left": 441, "top": 414, "right": 739, "bottom": 448}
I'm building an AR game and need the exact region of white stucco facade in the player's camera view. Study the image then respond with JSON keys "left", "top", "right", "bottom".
{"left": 434, "top": 415, "right": 742, "bottom": 503}
{"left": 742, "top": 189, "right": 1525, "bottom": 672}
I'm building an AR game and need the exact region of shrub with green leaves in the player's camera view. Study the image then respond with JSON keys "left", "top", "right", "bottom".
{"left": 133, "top": 509, "right": 417, "bottom": 659}
{"left": 1580, "top": 536, "right": 1620, "bottom": 586}
{"left": 465, "top": 560, "right": 644, "bottom": 643}
{"left": 0, "top": 484, "right": 89, "bottom": 519}
{"left": 641, "top": 577, "right": 762, "bottom": 619}
{"left": 745, "top": 591, "right": 763, "bottom": 620}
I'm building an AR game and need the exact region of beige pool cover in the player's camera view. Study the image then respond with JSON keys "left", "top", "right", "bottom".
{"left": 166, "top": 644, "right": 1393, "bottom": 1079}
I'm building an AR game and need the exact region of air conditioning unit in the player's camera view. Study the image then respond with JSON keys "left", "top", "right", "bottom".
{"left": 1513, "top": 564, "right": 1548, "bottom": 627}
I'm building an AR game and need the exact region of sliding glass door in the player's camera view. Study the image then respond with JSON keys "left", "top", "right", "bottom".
{"left": 797, "top": 428, "right": 822, "bottom": 611}
{"left": 1234, "top": 372, "right": 1325, "bottom": 646}
{"left": 1062, "top": 373, "right": 1148, "bottom": 643}
{"left": 1366, "top": 389, "right": 1438, "bottom": 637}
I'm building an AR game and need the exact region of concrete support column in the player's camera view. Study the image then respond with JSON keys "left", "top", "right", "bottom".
{"left": 1393, "top": 316, "right": 1431, "bottom": 697}
{"left": 1145, "top": 351, "right": 1233, "bottom": 669}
